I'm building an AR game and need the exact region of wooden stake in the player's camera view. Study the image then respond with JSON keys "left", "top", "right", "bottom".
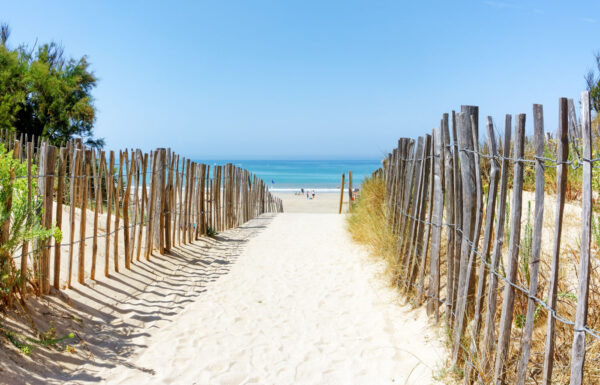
{"left": 67, "top": 149, "right": 81, "bottom": 288}
{"left": 569, "top": 90, "right": 593, "bottom": 385}
{"left": 481, "top": 114, "right": 512, "bottom": 372}
{"left": 20, "top": 142, "right": 34, "bottom": 293}
{"left": 542, "top": 98, "right": 569, "bottom": 385}
{"left": 516, "top": 105, "right": 546, "bottom": 385}
{"left": 338, "top": 173, "right": 345, "bottom": 214}
{"left": 77, "top": 150, "right": 89, "bottom": 285}
{"left": 113, "top": 151, "right": 123, "bottom": 273}
{"left": 104, "top": 151, "right": 114, "bottom": 277}
{"left": 137, "top": 153, "right": 148, "bottom": 261}
{"left": 494, "top": 114, "right": 526, "bottom": 384}
{"left": 123, "top": 150, "right": 133, "bottom": 269}
{"left": 53, "top": 148, "right": 67, "bottom": 289}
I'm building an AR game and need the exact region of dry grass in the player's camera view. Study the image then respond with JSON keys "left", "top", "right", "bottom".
{"left": 347, "top": 170, "right": 600, "bottom": 384}
{"left": 346, "top": 174, "right": 397, "bottom": 272}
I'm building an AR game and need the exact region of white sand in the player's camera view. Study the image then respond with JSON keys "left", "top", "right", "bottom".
{"left": 273, "top": 192, "right": 353, "bottom": 213}
{"left": 96, "top": 213, "right": 445, "bottom": 384}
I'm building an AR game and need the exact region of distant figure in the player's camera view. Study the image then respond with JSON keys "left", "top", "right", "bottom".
{"left": 301, "top": 188, "right": 304, "bottom": 194}
{"left": 306, "top": 192, "right": 309, "bottom": 199}
{"left": 312, "top": 190, "right": 315, "bottom": 199}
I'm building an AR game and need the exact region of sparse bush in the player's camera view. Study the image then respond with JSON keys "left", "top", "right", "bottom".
{"left": 206, "top": 226, "right": 217, "bottom": 237}
{"left": 0, "top": 143, "right": 61, "bottom": 307}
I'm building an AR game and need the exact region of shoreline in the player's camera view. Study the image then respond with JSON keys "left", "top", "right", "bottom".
{"left": 272, "top": 191, "right": 354, "bottom": 213}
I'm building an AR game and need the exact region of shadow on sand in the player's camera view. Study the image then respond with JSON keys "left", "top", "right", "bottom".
{"left": 0, "top": 214, "right": 275, "bottom": 384}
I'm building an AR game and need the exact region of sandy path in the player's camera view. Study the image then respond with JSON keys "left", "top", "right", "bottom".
{"left": 99, "top": 213, "right": 444, "bottom": 384}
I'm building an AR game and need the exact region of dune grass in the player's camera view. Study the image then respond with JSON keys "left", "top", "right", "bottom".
{"left": 346, "top": 174, "right": 397, "bottom": 274}
{"left": 347, "top": 165, "right": 600, "bottom": 384}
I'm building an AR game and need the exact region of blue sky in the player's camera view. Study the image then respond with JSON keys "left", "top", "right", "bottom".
{"left": 2, "top": 0, "right": 599, "bottom": 159}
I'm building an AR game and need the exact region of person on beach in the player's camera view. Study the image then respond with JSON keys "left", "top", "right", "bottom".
{"left": 306, "top": 192, "right": 309, "bottom": 199}
{"left": 312, "top": 190, "right": 315, "bottom": 199}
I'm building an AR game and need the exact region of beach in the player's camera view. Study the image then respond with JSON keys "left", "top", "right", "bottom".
{"left": 272, "top": 191, "right": 353, "bottom": 213}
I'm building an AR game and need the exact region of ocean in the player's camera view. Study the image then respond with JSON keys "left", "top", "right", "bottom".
{"left": 195, "top": 160, "right": 382, "bottom": 192}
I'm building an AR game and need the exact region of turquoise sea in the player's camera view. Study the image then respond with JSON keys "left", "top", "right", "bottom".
{"left": 195, "top": 160, "right": 382, "bottom": 192}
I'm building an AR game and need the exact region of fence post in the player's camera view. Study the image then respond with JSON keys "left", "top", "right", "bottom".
{"left": 104, "top": 151, "right": 114, "bottom": 276}
{"left": 348, "top": 170, "right": 353, "bottom": 210}
{"left": 418, "top": 134, "right": 435, "bottom": 305}
{"left": 123, "top": 150, "right": 133, "bottom": 269}
{"left": 427, "top": 126, "right": 444, "bottom": 322}
{"left": 54, "top": 147, "right": 67, "bottom": 289}
{"left": 569, "top": 91, "right": 592, "bottom": 385}
{"left": 20, "top": 141, "right": 34, "bottom": 294}
{"left": 466, "top": 116, "right": 501, "bottom": 384}
{"left": 452, "top": 107, "right": 478, "bottom": 366}
{"left": 441, "top": 114, "right": 455, "bottom": 325}
{"left": 91, "top": 150, "right": 103, "bottom": 280}
{"left": 481, "top": 114, "right": 512, "bottom": 373}
{"left": 405, "top": 135, "right": 431, "bottom": 295}
{"left": 494, "top": 113, "right": 526, "bottom": 384}
{"left": 67, "top": 148, "right": 81, "bottom": 288}
{"left": 137, "top": 153, "right": 148, "bottom": 259}
{"left": 77, "top": 149, "right": 90, "bottom": 285}
{"left": 113, "top": 151, "right": 124, "bottom": 272}
{"left": 516, "top": 105, "right": 546, "bottom": 384}
{"left": 338, "top": 173, "right": 345, "bottom": 214}
{"left": 399, "top": 137, "right": 423, "bottom": 282}
{"left": 542, "top": 98, "right": 569, "bottom": 385}
{"left": 451, "top": 110, "right": 462, "bottom": 317}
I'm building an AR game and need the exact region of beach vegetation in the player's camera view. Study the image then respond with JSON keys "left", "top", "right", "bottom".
{"left": 585, "top": 51, "right": 600, "bottom": 114}
{"left": 0, "top": 320, "right": 74, "bottom": 356}
{"left": 0, "top": 143, "right": 61, "bottom": 308}
{"left": 346, "top": 174, "right": 397, "bottom": 274}
{"left": 206, "top": 226, "right": 217, "bottom": 237}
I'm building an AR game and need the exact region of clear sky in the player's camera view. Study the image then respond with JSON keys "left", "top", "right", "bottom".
{"left": 2, "top": 0, "right": 599, "bottom": 159}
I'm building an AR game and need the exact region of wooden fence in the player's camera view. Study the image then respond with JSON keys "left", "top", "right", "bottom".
{"left": 379, "top": 91, "right": 597, "bottom": 384}
{"left": 0, "top": 135, "right": 282, "bottom": 298}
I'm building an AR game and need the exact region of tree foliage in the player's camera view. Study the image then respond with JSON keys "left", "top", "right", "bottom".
{"left": 585, "top": 52, "right": 600, "bottom": 114}
{"left": 0, "top": 23, "right": 103, "bottom": 148}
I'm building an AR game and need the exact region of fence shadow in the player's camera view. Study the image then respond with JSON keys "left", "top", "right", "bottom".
{"left": 0, "top": 214, "right": 275, "bottom": 384}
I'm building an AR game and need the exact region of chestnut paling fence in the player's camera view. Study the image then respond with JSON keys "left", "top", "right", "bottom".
{"left": 378, "top": 91, "right": 599, "bottom": 384}
{"left": 0, "top": 136, "right": 282, "bottom": 300}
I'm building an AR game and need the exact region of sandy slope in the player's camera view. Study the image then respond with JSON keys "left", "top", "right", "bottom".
{"left": 99, "top": 214, "right": 444, "bottom": 385}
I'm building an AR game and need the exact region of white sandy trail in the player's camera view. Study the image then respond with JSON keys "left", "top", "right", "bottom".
{"left": 101, "top": 213, "right": 444, "bottom": 385}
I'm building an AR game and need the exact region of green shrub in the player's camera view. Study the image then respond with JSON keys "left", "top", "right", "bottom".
{"left": 0, "top": 143, "right": 61, "bottom": 306}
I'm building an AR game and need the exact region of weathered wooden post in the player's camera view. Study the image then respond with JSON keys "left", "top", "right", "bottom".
{"left": 569, "top": 91, "right": 592, "bottom": 385}
{"left": 53, "top": 147, "right": 67, "bottom": 289}
{"left": 542, "top": 98, "right": 569, "bottom": 385}
{"left": 348, "top": 170, "right": 353, "bottom": 210}
{"left": 427, "top": 126, "right": 444, "bottom": 322}
{"left": 494, "top": 113, "right": 526, "bottom": 384}
{"left": 516, "top": 105, "right": 546, "bottom": 384}
{"left": 452, "top": 106, "right": 478, "bottom": 366}
{"left": 338, "top": 173, "right": 345, "bottom": 214}
{"left": 481, "top": 114, "right": 512, "bottom": 372}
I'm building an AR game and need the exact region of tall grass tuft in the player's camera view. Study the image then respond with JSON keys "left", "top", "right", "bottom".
{"left": 346, "top": 174, "right": 397, "bottom": 275}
